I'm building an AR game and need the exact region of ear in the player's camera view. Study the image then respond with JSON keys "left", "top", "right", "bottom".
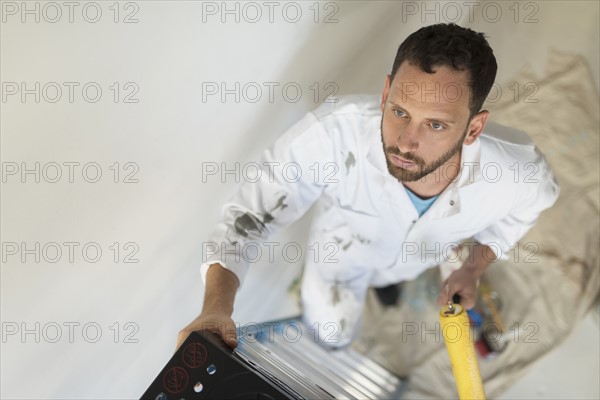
{"left": 381, "top": 74, "right": 391, "bottom": 113}
{"left": 464, "top": 110, "right": 490, "bottom": 145}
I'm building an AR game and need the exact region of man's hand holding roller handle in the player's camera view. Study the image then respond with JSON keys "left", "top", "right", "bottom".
{"left": 175, "top": 243, "right": 496, "bottom": 351}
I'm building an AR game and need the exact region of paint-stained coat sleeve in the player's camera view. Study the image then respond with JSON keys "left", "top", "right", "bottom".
{"left": 473, "top": 146, "right": 560, "bottom": 259}
{"left": 200, "top": 110, "right": 341, "bottom": 287}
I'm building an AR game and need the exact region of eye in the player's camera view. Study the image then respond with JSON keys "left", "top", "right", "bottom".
{"left": 430, "top": 122, "right": 445, "bottom": 131}
{"left": 393, "top": 109, "right": 406, "bottom": 118}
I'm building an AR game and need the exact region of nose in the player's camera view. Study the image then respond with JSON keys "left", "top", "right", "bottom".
{"left": 396, "top": 123, "right": 419, "bottom": 154}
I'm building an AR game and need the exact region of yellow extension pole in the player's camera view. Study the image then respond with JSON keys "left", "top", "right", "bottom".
{"left": 439, "top": 304, "right": 486, "bottom": 400}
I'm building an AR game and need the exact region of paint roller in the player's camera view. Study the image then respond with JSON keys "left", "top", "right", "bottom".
{"left": 438, "top": 244, "right": 486, "bottom": 398}
{"left": 440, "top": 294, "right": 486, "bottom": 400}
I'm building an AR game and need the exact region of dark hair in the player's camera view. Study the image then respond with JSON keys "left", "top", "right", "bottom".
{"left": 390, "top": 23, "right": 497, "bottom": 119}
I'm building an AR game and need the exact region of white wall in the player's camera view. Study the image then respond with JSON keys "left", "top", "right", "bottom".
{"left": 1, "top": 1, "right": 598, "bottom": 398}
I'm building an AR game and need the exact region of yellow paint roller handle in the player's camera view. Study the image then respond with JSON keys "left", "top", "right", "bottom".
{"left": 440, "top": 304, "right": 486, "bottom": 400}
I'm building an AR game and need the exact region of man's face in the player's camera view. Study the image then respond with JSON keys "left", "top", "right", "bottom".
{"left": 380, "top": 61, "right": 479, "bottom": 183}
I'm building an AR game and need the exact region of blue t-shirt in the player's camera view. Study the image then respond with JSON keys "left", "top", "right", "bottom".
{"left": 404, "top": 186, "right": 439, "bottom": 217}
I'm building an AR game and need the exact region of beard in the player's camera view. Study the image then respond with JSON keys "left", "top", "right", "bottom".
{"left": 380, "top": 115, "right": 467, "bottom": 182}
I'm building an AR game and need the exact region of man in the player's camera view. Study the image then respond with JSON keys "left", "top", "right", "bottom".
{"left": 176, "top": 23, "right": 559, "bottom": 350}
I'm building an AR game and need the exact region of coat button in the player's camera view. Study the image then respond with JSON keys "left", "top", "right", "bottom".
{"left": 450, "top": 200, "right": 455, "bottom": 206}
